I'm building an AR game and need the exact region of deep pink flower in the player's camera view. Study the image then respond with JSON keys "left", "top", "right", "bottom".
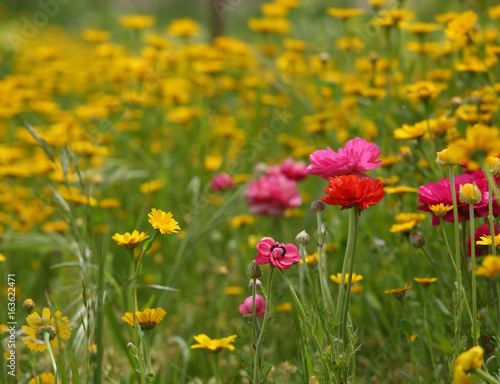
{"left": 245, "top": 173, "right": 301, "bottom": 217}
{"left": 417, "top": 170, "right": 498, "bottom": 225}
{"left": 268, "top": 157, "right": 308, "bottom": 181}
{"left": 306, "top": 137, "right": 382, "bottom": 179}
{"left": 239, "top": 294, "right": 266, "bottom": 318}
{"left": 467, "top": 224, "right": 500, "bottom": 257}
{"left": 211, "top": 173, "right": 234, "bottom": 191}
{"left": 254, "top": 237, "right": 300, "bottom": 269}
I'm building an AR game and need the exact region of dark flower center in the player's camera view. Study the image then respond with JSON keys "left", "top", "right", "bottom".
{"left": 270, "top": 244, "right": 286, "bottom": 258}
{"left": 36, "top": 324, "right": 57, "bottom": 341}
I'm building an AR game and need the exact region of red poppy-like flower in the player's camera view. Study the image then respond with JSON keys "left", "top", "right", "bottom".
{"left": 322, "top": 175, "right": 385, "bottom": 210}
{"left": 255, "top": 237, "right": 300, "bottom": 269}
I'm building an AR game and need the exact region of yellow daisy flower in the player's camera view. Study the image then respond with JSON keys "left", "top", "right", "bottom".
{"left": 330, "top": 273, "right": 363, "bottom": 286}
{"left": 191, "top": 334, "right": 237, "bottom": 352}
{"left": 475, "top": 255, "right": 500, "bottom": 277}
{"left": 413, "top": 277, "right": 438, "bottom": 287}
{"left": 389, "top": 221, "right": 417, "bottom": 233}
{"left": 445, "top": 10, "right": 477, "bottom": 40}
{"left": 148, "top": 208, "right": 181, "bottom": 234}
{"left": 229, "top": 214, "right": 255, "bottom": 229}
{"left": 22, "top": 307, "right": 72, "bottom": 352}
{"left": 384, "top": 283, "right": 412, "bottom": 299}
{"left": 428, "top": 203, "right": 453, "bottom": 217}
{"left": 452, "top": 346, "right": 483, "bottom": 383}
{"left": 224, "top": 286, "right": 244, "bottom": 295}
{"left": 122, "top": 308, "right": 166, "bottom": 330}
{"left": 139, "top": 179, "right": 164, "bottom": 194}
{"left": 118, "top": 14, "right": 155, "bottom": 30}
{"left": 275, "top": 302, "right": 293, "bottom": 312}
{"left": 30, "top": 373, "right": 56, "bottom": 384}
{"left": 112, "top": 230, "right": 149, "bottom": 248}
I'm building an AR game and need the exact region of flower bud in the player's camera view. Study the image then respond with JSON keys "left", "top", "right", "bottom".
{"left": 23, "top": 298, "right": 35, "bottom": 314}
{"left": 247, "top": 260, "right": 263, "bottom": 279}
{"left": 311, "top": 200, "right": 325, "bottom": 211}
{"left": 486, "top": 156, "right": 500, "bottom": 174}
{"left": 248, "top": 279, "right": 263, "bottom": 290}
{"left": 436, "top": 148, "right": 457, "bottom": 167}
{"left": 411, "top": 233, "right": 425, "bottom": 249}
{"left": 295, "top": 230, "right": 310, "bottom": 245}
{"left": 459, "top": 183, "right": 482, "bottom": 204}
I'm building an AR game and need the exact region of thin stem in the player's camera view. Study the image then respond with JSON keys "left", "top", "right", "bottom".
{"left": 441, "top": 225, "right": 457, "bottom": 272}
{"left": 43, "top": 332, "right": 58, "bottom": 384}
{"left": 419, "top": 247, "right": 447, "bottom": 295}
{"left": 469, "top": 203, "right": 478, "bottom": 346}
{"left": 423, "top": 295, "right": 438, "bottom": 383}
{"left": 471, "top": 368, "right": 500, "bottom": 384}
{"left": 251, "top": 278, "right": 257, "bottom": 349}
{"left": 483, "top": 166, "right": 498, "bottom": 256}
{"left": 144, "top": 330, "right": 153, "bottom": 374}
{"left": 449, "top": 165, "right": 463, "bottom": 348}
{"left": 253, "top": 267, "right": 275, "bottom": 384}
{"left": 316, "top": 211, "right": 334, "bottom": 312}
{"left": 213, "top": 352, "right": 221, "bottom": 384}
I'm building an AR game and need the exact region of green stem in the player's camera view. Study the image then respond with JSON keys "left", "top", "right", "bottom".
{"left": 251, "top": 278, "right": 257, "bottom": 349}
{"left": 253, "top": 267, "right": 275, "bottom": 384}
{"left": 449, "top": 165, "right": 463, "bottom": 348}
{"left": 144, "top": 330, "right": 153, "bottom": 374}
{"left": 43, "top": 332, "right": 58, "bottom": 384}
{"left": 336, "top": 207, "right": 359, "bottom": 351}
{"left": 441, "top": 225, "right": 457, "bottom": 272}
{"left": 213, "top": 352, "right": 221, "bottom": 384}
{"left": 471, "top": 368, "right": 500, "bottom": 384}
{"left": 483, "top": 166, "right": 498, "bottom": 256}
{"left": 469, "top": 203, "right": 478, "bottom": 346}
{"left": 316, "top": 211, "right": 334, "bottom": 312}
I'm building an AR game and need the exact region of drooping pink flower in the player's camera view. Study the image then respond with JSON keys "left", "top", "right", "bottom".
{"left": 254, "top": 237, "right": 300, "bottom": 269}
{"left": 417, "top": 170, "right": 498, "bottom": 225}
{"left": 245, "top": 173, "right": 301, "bottom": 217}
{"left": 467, "top": 223, "right": 500, "bottom": 257}
{"left": 211, "top": 173, "right": 234, "bottom": 191}
{"left": 306, "top": 137, "right": 382, "bottom": 179}
{"left": 239, "top": 294, "right": 266, "bottom": 318}
{"left": 267, "top": 157, "right": 308, "bottom": 181}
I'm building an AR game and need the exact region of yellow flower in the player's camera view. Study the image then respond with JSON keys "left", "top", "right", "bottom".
{"left": 393, "top": 122, "right": 430, "bottom": 140}
{"left": 384, "top": 186, "right": 419, "bottom": 195}
{"left": 224, "top": 286, "right": 244, "bottom": 295}
{"left": 406, "top": 81, "right": 444, "bottom": 101}
{"left": 166, "top": 18, "right": 200, "bottom": 37}
{"left": 459, "top": 183, "right": 482, "bottom": 204}
{"left": 390, "top": 221, "right": 417, "bottom": 233}
{"left": 489, "top": 5, "right": 500, "bottom": 20}
{"left": 191, "top": 334, "right": 237, "bottom": 352}
{"left": 384, "top": 283, "right": 412, "bottom": 298}
{"left": 394, "top": 213, "right": 426, "bottom": 223}
{"left": 118, "top": 14, "right": 155, "bottom": 30}
{"left": 122, "top": 308, "right": 166, "bottom": 330}
{"left": 330, "top": 273, "right": 363, "bottom": 286}
{"left": 475, "top": 255, "right": 500, "bottom": 277}
{"left": 336, "top": 37, "right": 365, "bottom": 52}
{"left": 413, "top": 277, "right": 438, "bottom": 287}
{"left": 22, "top": 307, "right": 72, "bottom": 352}
{"left": 447, "top": 125, "right": 500, "bottom": 170}
{"left": 445, "top": 10, "right": 477, "bottom": 40}
{"left": 82, "top": 29, "right": 109, "bottom": 43}
{"left": 428, "top": 204, "right": 453, "bottom": 217}
{"left": 452, "top": 346, "right": 483, "bottom": 384}
{"left": 148, "top": 208, "right": 181, "bottom": 234}
{"left": 30, "top": 373, "right": 56, "bottom": 384}
{"left": 275, "top": 302, "right": 293, "bottom": 312}
{"left": 402, "top": 22, "right": 441, "bottom": 35}
{"left": 261, "top": 3, "right": 289, "bottom": 18}
{"left": 407, "top": 334, "right": 417, "bottom": 343}
{"left": 248, "top": 18, "right": 291, "bottom": 35}
{"left": 139, "top": 179, "right": 164, "bottom": 194}
{"left": 327, "top": 8, "right": 364, "bottom": 20}
{"left": 230, "top": 215, "right": 255, "bottom": 229}
{"left": 299, "top": 252, "right": 321, "bottom": 266}
{"left": 0, "top": 253, "right": 5, "bottom": 262}
{"left": 204, "top": 155, "right": 223, "bottom": 172}
{"left": 99, "top": 198, "right": 121, "bottom": 209}
{"left": 112, "top": 230, "right": 149, "bottom": 248}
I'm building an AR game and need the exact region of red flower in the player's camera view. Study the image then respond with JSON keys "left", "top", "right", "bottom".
{"left": 322, "top": 175, "right": 385, "bottom": 210}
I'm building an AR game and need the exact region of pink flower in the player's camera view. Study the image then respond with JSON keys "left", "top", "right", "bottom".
{"left": 254, "top": 237, "right": 300, "bottom": 269}
{"left": 417, "top": 170, "right": 497, "bottom": 225}
{"left": 268, "top": 157, "right": 308, "bottom": 181}
{"left": 211, "top": 173, "right": 234, "bottom": 191}
{"left": 306, "top": 137, "right": 382, "bottom": 179}
{"left": 239, "top": 294, "right": 266, "bottom": 318}
{"left": 245, "top": 173, "right": 301, "bottom": 217}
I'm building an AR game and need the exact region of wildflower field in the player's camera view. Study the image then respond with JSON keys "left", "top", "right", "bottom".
{"left": 2, "top": 0, "right": 500, "bottom": 382}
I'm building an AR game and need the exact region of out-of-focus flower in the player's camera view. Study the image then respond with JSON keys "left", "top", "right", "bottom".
{"left": 452, "top": 346, "right": 483, "bottom": 384}
{"left": 306, "top": 137, "right": 382, "bottom": 179}
{"left": 384, "top": 283, "right": 412, "bottom": 299}
{"left": 22, "top": 307, "right": 72, "bottom": 352}
{"left": 248, "top": 18, "right": 290, "bottom": 34}
{"left": 406, "top": 80, "right": 444, "bottom": 101}
{"left": 230, "top": 215, "right": 255, "bottom": 228}
{"left": 336, "top": 37, "right": 365, "bottom": 52}
{"left": 322, "top": 175, "right": 385, "bottom": 210}
{"left": 275, "top": 302, "right": 293, "bottom": 312}
{"left": 112, "top": 230, "right": 149, "bottom": 248}
{"left": 139, "top": 179, "right": 164, "bottom": 194}
{"left": 475, "top": 255, "right": 500, "bottom": 277}
{"left": 166, "top": 18, "right": 200, "bottom": 37}
{"left": 445, "top": 10, "right": 477, "bottom": 40}
{"left": 327, "top": 8, "right": 364, "bottom": 20}
{"left": 413, "top": 277, "right": 437, "bottom": 287}
{"left": 118, "top": 14, "right": 155, "bottom": 30}
{"left": 246, "top": 173, "right": 301, "bottom": 217}
{"left": 255, "top": 237, "right": 300, "bottom": 269}
{"left": 224, "top": 286, "right": 244, "bottom": 295}
{"left": 122, "top": 308, "right": 166, "bottom": 330}
{"left": 459, "top": 183, "right": 482, "bottom": 204}
{"left": 191, "top": 334, "right": 237, "bottom": 352}
{"left": 268, "top": 157, "right": 308, "bottom": 181}
{"left": 82, "top": 29, "right": 110, "bottom": 43}
{"left": 29, "top": 373, "right": 55, "bottom": 384}
{"left": 330, "top": 273, "right": 363, "bottom": 286}
{"left": 211, "top": 173, "right": 234, "bottom": 191}
{"left": 239, "top": 294, "right": 266, "bottom": 318}
{"left": 148, "top": 208, "right": 181, "bottom": 234}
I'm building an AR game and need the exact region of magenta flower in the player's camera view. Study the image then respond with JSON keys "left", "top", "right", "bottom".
{"left": 245, "top": 173, "right": 301, "bottom": 217}
{"left": 254, "top": 237, "right": 300, "bottom": 269}
{"left": 239, "top": 294, "right": 266, "bottom": 318}
{"left": 267, "top": 157, "right": 308, "bottom": 181}
{"left": 211, "top": 173, "right": 234, "bottom": 191}
{"left": 306, "top": 137, "right": 382, "bottom": 179}
{"left": 417, "top": 170, "right": 497, "bottom": 225}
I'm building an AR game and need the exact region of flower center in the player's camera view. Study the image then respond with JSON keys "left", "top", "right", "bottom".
{"left": 36, "top": 324, "right": 57, "bottom": 341}
{"left": 270, "top": 243, "right": 286, "bottom": 259}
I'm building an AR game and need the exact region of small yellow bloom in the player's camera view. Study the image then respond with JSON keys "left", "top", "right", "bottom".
{"left": 390, "top": 221, "right": 417, "bottom": 233}
{"left": 436, "top": 148, "right": 457, "bottom": 167}
{"left": 327, "top": 8, "right": 364, "bottom": 20}
{"left": 475, "top": 255, "right": 500, "bottom": 277}
{"left": 407, "top": 334, "right": 418, "bottom": 343}
{"left": 384, "top": 283, "right": 412, "bottom": 299}
{"left": 112, "top": 230, "right": 149, "bottom": 248}
{"left": 275, "top": 302, "right": 293, "bottom": 312}
{"left": 445, "top": 10, "right": 477, "bottom": 40}
{"left": 224, "top": 286, "right": 244, "bottom": 295}
{"left": 139, "top": 179, "right": 164, "bottom": 194}
{"left": 0, "top": 253, "right": 5, "bottom": 262}
{"left": 165, "top": 18, "right": 200, "bottom": 37}
{"left": 459, "top": 183, "right": 482, "bottom": 204}
{"left": 452, "top": 346, "right": 483, "bottom": 384}
{"left": 191, "top": 334, "right": 237, "bottom": 352}
{"left": 299, "top": 252, "right": 320, "bottom": 266}
{"left": 122, "top": 308, "right": 166, "bottom": 330}
{"left": 413, "top": 277, "right": 438, "bottom": 287}
{"left": 230, "top": 215, "right": 255, "bottom": 229}
{"left": 428, "top": 204, "right": 453, "bottom": 218}
{"left": 22, "top": 307, "right": 72, "bottom": 352}
{"left": 82, "top": 29, "right": 110, "bottom": 43}
{"left": 476, "top": 234, "right": 500, "bottom": 247}
{"left": 118, "top": 14, "right": 155, "bottom": 30}
{"left": 148, "top": 208, "right": 181, "bottom": 234}
{"left": 30, "top": 373, "right": 56, "bottom": 384}
{"left": 384, "top": 186, "right": 419, "bottom": 195}
{"left": 204, "top": 155, "right": 223, "bottom": 172}
{"left": 330, "top": 273, "right": 363, "bottom": 286}
{"left": 99, "top": 198, "right": 121, "bottom": 209}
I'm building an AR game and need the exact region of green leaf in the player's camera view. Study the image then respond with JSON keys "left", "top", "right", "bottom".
{"left": 25, "top": 122, "right": 55, "bottom": 162}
